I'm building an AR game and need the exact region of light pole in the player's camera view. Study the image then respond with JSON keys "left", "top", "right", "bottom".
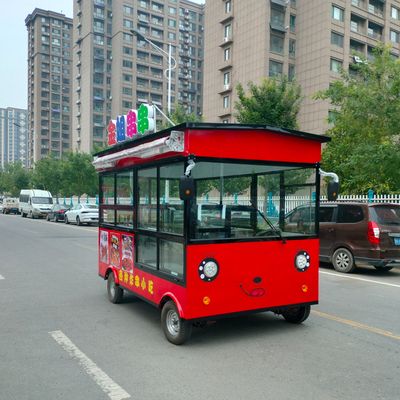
{"left": 130, "top": 29, "right": 177, "bottom": 115}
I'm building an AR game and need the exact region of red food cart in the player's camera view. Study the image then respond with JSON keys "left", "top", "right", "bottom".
{"left": 93, "top": 122, "right": 329, "bottom": 344}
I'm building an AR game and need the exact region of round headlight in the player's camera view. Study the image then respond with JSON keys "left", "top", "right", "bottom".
{"left": 198, "top": 257, "right": 219, "bottom": 282}
{"left": 294, "top": 250, "right": 310, "bottom": 272}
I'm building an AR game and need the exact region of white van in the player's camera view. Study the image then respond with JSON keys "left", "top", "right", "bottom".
{"left": 19, "top": 189, "right": 53, "bottom": 218}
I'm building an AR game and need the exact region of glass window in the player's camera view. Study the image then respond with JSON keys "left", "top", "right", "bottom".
{"left": 330, "top": 58, "right": 342, "bottom": 73}
{"left": 159, "top": 239, "right": 184, "bottom": 278}
{"left": 331, "top": 31, "right": 344, "bottom": 48}
{"left": 270, "top": 34, "right": 284, "bottom": 54}
{"left": 136, "top": 234, "right": 157, "bottom": 269}
{"left": 332, "top": 6, "right": 344, "bottom": 21}
{"left": 189, "top": 161, "right": 317, "bottom": 239}
{"left": 138, "top": 168, "right": 157, "bottom": 230}
{"left": 338, "top": 205, "right": 364, "bottom": 223}
{"left": 269, "top": 60, "right": 283, "bottom": 78}
{"left": 101, "top": 175, "right": 115, "bottom": 204}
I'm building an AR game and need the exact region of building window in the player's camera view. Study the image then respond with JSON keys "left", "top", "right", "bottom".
{"left": 289, "top": 39, "right": 295, "bottom": 58}
{"left": 290, "top": 15, "right": 296, "bottom": 32}
{"left": 330, "top": 58, "right": 342, "bottom": 73}
{"left": 224, "top": 72, "right": 230, "bottom": 85}
{"left": 225, "top": 1, "right": 231, "bottom": 13}
{"left": 269, "top": 60, "right": 283, "bottom": 79}
{"left": 270, "top": 34, "right": 284, "bottom": 54}
{"left": 271, "top": 8, "right": 285, "bottom": 27}
{"left": 123, "top": 87, "right": 133, "bottom": 96}
{"left": 390, "top": 30, "right": 400, "bottom": 44}
{"left": 332, "top": 6, "right": 344, "bottom": 21}
{"left": 123, "top": 60, "right": 133, "bottom": 68}
{"left": 168, "top": 6, "right": 176, "bottom": 14}
{"left": 288, "top": 65, "right": 295, "bottom": 82}
{"left": 225, "top": 24, "right": 231, "bottom": 38}
{"left": 392, "top": 6, "right": 400, "bottom": 20}
{"left": 124, "top": 6, "right": 133, "bottom": 14}
{"left": 123, "top": 33, "right": 133, "bottom": 42}
{"left": 123, "top": 74, "right": 133, "bottom": 82}
{"left": 94, "top": 35, "right": 104, "bottom": 45}
{"left": 224, "top": 48, "right": 230, "bottom": 61}
{"left": 123, "top": 19, "right": 133, "bottom": 29}
{"left": 331, "top": 31, "right": 344, "bottom": 48}
{"left": 223, "top": 96, "right": 229, "bottom": 108}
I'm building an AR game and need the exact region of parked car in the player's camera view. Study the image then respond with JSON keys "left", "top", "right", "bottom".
{"left": 64, "top": 204, "right": 99, "bottom": 226}
{"left": 2, "top": 198, "right": 19, "bottom": 214}
{"left": 319, "top": 202, "right": 400, "bottom": 273}
{"left": 46, "top": 204, "right": 72, "bottom": 222}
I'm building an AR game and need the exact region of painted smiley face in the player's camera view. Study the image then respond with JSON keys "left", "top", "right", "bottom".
{"left": 240, "top": 277, "right": 265, "bottom": 297}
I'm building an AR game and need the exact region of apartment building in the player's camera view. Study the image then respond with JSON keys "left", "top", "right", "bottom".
{"left": 203, "top": 0, "right": 400, "bottom": 135}
{"left": 25, "top": 9, "right": 73, "bottom": 169}
{"left": 0, "top": 108, "right": 28, "bottom": 169}
{"left": 72, "top": 0, "right": 204, "bottom": 153}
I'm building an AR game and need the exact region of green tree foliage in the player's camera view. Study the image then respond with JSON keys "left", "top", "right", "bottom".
{"left": 0, "top": 162, "right": 30, "bottom": 197}
{"left": 157, "top": 102, "right": 202, "bottom": 130}
{"left": 31, "top": 152, "right": 63, "bottom": 196}
{"left": 234, "top": 75, "right": 305, "bottom": 129}
{"left": 61, "top": 150, "right": 98, "bottom": 197}
{"left": 313, "top": 44, "right": 400, "bottom": 194}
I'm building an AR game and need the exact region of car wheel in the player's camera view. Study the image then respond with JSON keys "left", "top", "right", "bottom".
{"left": 21, "top": 211, "right": 26, "bottom": 218}
{"left": 282, "top": 305, "right": 311, "bottom": 324}
{"left": 107, "top": 273, "right": 124, "bottom": 303}
{"left": 161, "top": 300, "right": 192, "bottom": 345}
{"left": 76, "top": 216, "right": 82, "bottom": 226}
{"left": 332, "top": 248, "right": 356, "bottom": 273}
{"left": 46, "top": 214, "right": 50, "bottom": 221}
{"left": 374, "top": 266, "right": 393, "bottom": 272}
{"left": 53, "top": 215, "right": 58, "bottom": 222}
{"left": 30, "top": 212, "right": 35, "bottom": 219}
{"left": 65, "top": 216, "right": 69, "bottom": 224}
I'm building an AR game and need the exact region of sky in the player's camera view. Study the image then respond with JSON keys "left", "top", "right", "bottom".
{"left": 0, "top": 0, "right": 205, "bottom": 111}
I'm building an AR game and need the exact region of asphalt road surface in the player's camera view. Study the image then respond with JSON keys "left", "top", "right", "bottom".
{"left": 1, "top": 213, "right": 400, "bottom": 400}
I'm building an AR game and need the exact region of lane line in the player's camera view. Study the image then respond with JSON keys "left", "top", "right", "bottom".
{"left": 320, "top": 270, "right": 400, "bottom": 288}
{"left": 49, "top": 331, "right": 130, "bottom": 400}
{"left": 0, "top": 274, "right": 4, "bottom": 280}
{"left": 25, "top": 229, "right": 39, "bottom": 234}
{"left": 76, "top": 243, "right": 98, "bottom": 251}
{"left": 311, "top": 310, "right": 400, "bottom": 340}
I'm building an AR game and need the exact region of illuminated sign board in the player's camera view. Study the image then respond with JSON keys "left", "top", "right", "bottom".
{"left": 107, "top": 104, "right": 156, "bottom": 146}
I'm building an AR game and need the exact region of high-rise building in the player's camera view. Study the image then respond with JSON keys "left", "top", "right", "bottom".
{"left": 25, "top": 9, "right": 73, "bottom": 169}
{"left": 72, "top": 0, "right": 204, "bottom": 153}
{"left": 0, "top": 108, "right": 28, "bottom": 169}
{"left": 203, "top": 0, "right": 400, "bottom": 134}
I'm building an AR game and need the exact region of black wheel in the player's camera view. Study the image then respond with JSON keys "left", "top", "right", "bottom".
{"left": 30, "top": 212, "right": 35, "bottom": 219}
{"left": 107, "top": 273, "right": 124, "bottom": 303}
{"left": 46, "top": 214, "right": 50, "bottom": 221}
{"left": 76, "top": 216, "right": 82, "bottom": 226}
{"left": 161, "top": 301, "right": 192, "bottom": 345}
{"left": 332, "top": 248, "right": 356, "bottom": 273}
{"left": 283, "top": 305, "right": 311, "bottom": 324}
{"left": 374, "top": 266, "right": 393, "bottom": 272}
{"left": 64, "top": 215, "right": 69, "bottom": 224}
{"left": 53, "top": 215, "right": 58, "bottom": 222}
{"left": 21, "top": 211, "right": 26, "bottom": 218}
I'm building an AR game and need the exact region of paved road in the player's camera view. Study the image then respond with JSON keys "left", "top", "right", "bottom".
{"left": 1, "top": 213, "right": 400, "bottom": 400}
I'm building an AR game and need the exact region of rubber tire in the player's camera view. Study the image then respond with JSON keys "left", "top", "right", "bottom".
{"left": 107, "top": 273, "right": 124, "bottom": 303}
{"left": 76, "top": 216, "right": 82, "bottom": 226}
{"left": 332, "top": 248, "right": 356, "bottom": 273}
{"left": 374, "top": 266, "right": 393, "bottom": 272}
{"left": 161, "top": 300, "right": 192, "bottom": 345}
{"left": 64, "top": 216, "right": 69, "bottom": 224}
{"left": 283, "top": 305, "right": 311, "bottom": 324}
{"left": 53, "top": 215, "right": 58, "bottom": 222}
{"left": 21, "top": 211, "right": 26, "bottom": 218}
{"left": 46, "top": 214, "right": 50, "bottom": 221}
{"left": 30, "top": 212, "right": 35, "bottom": 219}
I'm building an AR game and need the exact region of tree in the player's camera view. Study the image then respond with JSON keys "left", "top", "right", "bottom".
{"left": 31, "top": 152, "right": 63, "bottom": 196}
{"left": 313, "top": 44, "right": 400, "bottom": 194}
{"left": 61, "top": 150, "right": 98, "bottom": 197}
{"left": 234, "top": 75, "right": 305, "bottom": 129}
{"left": 0, "top": 162, "right": 30, "bottom": 197}
{"left": 157, "top": 102, "right": 202, "bottom": 130}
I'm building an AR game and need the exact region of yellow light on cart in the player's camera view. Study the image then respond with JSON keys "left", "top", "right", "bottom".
{"left": 203, "top": 296, "right": 211, "bottom": 305}
{"left": 302, "top": 285, "right": 308, "bottom": 292}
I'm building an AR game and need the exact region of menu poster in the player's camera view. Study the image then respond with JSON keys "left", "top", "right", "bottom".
{"left": 100, "top": 230, "right": 109, "bottom": 264}
{"left": 121, "top": 234, "right": 134, "bottom": 273}
{"left": 110, "top": 233, "right": 120, "bottom": 268}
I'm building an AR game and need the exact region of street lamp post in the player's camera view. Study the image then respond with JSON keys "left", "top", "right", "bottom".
{"left": 130, "top": 29, "right": 177, "bottom": 115}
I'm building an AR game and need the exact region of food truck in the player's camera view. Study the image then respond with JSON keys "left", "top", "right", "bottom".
{"left": 93, "top": 112, "right": 329, "bottom": 344}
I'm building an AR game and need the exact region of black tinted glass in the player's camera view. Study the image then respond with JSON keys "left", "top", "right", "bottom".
{"left": 338, "top": 205, "right": 364, "bottom": 223}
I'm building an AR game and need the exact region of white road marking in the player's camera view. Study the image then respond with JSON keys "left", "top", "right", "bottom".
{"left": 0, "top": 274, "right": 4, "bottom": 280}
{"left": 49, "top": 330, "right": 130, "bottom": 400}
{"left": 320, "top": 270, "right": 400, "bottom": 288}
